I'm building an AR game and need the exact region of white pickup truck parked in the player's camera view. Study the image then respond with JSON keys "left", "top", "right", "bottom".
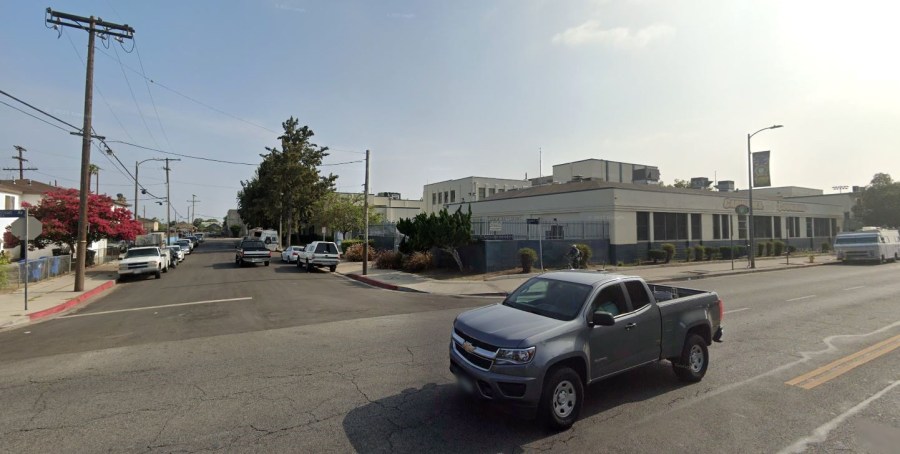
{"left": 118, "top": 246, "right": 168, "bottom": 280}
{"left": 297, "top": 241, "right": 341, "bottom": 272}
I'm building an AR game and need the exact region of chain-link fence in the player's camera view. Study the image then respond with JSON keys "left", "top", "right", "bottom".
{"left": 0, "top": 254, "right": 73, "bottom": 290}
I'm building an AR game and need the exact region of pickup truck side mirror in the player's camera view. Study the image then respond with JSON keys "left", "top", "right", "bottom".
{"left": 591, "top": 311, "right": 615, "bottom": 327}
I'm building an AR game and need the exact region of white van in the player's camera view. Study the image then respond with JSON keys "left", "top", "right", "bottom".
{"left": 833, "top": 228, "right": 900, "bottom": 263}
{"left": 250, "top": 229, "right": 280, "bottom": 252}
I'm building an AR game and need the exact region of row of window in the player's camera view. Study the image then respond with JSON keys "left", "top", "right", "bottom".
{"left": 637, "top": 212, "right": 836, "bottom": 241}
{"left": 431, "top": 187, "right": 512, "bottom": 205}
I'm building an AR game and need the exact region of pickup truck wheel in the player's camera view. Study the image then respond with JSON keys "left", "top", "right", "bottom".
{"left": 673, "top": 334, "right": 708, "bottom": 382}
{"left": 163, "top": 265, "right": 168, "bottom": 273}
{"left": 306, "top": 259, "right": 312, "bottom": 273}
{"left": 539, "top": 367, "right": 583, "bottom": 431}
{"left": 329, "top": 265, "right": 336, "bottom": 272}
{"left": 155, "top": 271, "right": 161, "bottom": 279}
{"left": 265, "top": 261, "right": 270, "bottom": 266}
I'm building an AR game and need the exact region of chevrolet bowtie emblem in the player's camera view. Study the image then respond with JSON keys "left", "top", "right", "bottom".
{"left": 463, "top": 341, "right": 476, "bottom": 353}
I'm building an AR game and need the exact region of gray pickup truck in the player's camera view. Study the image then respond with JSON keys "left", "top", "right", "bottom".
{"left": 449, "top": 271, "right": 723, "bottom": 430}
{"left": 235, "top": 239, "right": 271, "bottom": 267}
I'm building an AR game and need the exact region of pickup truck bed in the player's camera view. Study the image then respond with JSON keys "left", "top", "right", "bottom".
{"left": 236, "top": 240, "right": 271, "bottom": 267}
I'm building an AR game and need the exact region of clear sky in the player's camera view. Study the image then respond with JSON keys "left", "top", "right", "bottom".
{"left": 2, "top": 0, "right": 898, "bottom": 222}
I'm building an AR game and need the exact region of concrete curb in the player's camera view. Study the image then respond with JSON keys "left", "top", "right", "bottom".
{"left": 27, "top": 280, "right": 116, "bottom": 321}
{"left": 345, "top": 274, "right": 425, "bottom": 292}
{"left": 645, "top": 261, "right": 836, "bottom": 283}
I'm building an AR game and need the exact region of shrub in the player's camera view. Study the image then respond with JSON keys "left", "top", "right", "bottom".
{"left": 0, "top": 251, "right": 9, "bottom": 289}
{"left": 774, "top": 241, "right": 785, "bottom": 256}
{"left": 757, "top": 242, "right": 765, "bottom": 257}
{"left": 343, "top": 243, "right": 365, "bottom": 262}
{"left": 575, "top": 244, "right": 592, "bottom": 269}
{"left": 648, "top": 249, "right": 666, "bottom": 263}
{"left": 661, "top": 243, "right": 675, "bottom": 263}
{"left": 519, "top": 247, "right": 537, "bottom": 272}
{"left": 705, "top": 246, "right": 717, "bottom": 260}
{"left": 786, "top": 245, "right": 797, "bottom": 254}
{"left": 719, "top": 246, "right": 732, "bottom": 259}
{"left": 341, "top": 239, "right": 373, "bottom": 252}
{"left": 402, "top": 251, "right": 432, "bottom": 272}
{"left": 694, "top": 246, "right": 705, "bottom": 261}
{"left": 375, "top": 250, "right": 402, "bottom": 269}
{"left": 684, "top": 246, "right": 694, "bottom": 262}
{"left": 821, "top": 242, "right": 832, "bottom": 253}
{"left": 735, "top": 245, "right": 747, "bottom": 257}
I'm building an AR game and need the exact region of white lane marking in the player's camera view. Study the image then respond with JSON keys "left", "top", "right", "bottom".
{"left": 843, "top": 286, "right": 864, "bottom": 291}
{"left": 777, "top": 380, "right": 900, "bottom": 454}
{"left": 725, "top": 308, "right": 750, "bottom": 314}
{"left": 62, "top": 297, "right": 253, "bottom": 318}
{"left": 786, "top": 295, "right": 816, "bottom": 302}
{"left": 638, "top": 320, "right": 900, "bottom": 425}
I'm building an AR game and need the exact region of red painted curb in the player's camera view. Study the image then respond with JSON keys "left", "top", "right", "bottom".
{"left": 28, "top": 280, "right": 116, "bottom": 321}
{"left": 346, "top": 274, "right": 400, "bottom": 291}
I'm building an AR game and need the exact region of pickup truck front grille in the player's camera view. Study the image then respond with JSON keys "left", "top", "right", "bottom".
{"left": 454, "top": 328, "right": 500, "bottom": 352}
{"left": 455, "top": 343, "right": 493, "bottom": 370}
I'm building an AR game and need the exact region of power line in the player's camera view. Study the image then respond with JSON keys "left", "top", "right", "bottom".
{"left": 0, "top": 88, "right": 82, "bottom": 131}
{"left": 64, "top": 30, "right": 135, "bottom": 142}
{"left": 93, "top": 46, "right": 280, "bottom": 135}
{"left": 0, "top": 100, "right": 72, "bottom": 133}
{"left": 320, "top": 159, "right": 365, "bottom": 166}
{"left": 106, "top": 140, "right": 258, "bottom": 166}
{"left": 134, "top": 39, "right": 175, "bottom": 152}
{"left": 111, "top": 40, "right": 159, "bottom": 148}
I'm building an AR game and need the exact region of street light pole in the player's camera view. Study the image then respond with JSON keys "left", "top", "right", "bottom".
{"left": 747, "top": 124, "right": 783, "bottom": 269}
{"left": 134, "top": 158, "right": 165, "bottom": 222}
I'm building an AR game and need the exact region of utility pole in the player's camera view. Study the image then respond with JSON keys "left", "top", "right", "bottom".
{"left": 163, "top": 158, "right": 180, "bottom": 241}
{"left": 363, "top": 149, "right": 370, "bottom": 276}
{"left": 187, "top": 194, "right": 200, "bottom": 227}
{"left": 4, "top": 145, "right": 37, "bottom": 180}
{"left": 46, "top": 8, "right": 134, "bottom": 292}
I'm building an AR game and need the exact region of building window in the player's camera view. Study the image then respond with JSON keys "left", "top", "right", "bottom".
{"left": 814, "top": 218, "right": 830, "bottom": 237}
{"left": 636, "top": 212, "right": 650, "bottom": 241}
{"left": 754, "top": 216, "right": 772, "bottom": 239}
{"left": 722, "top": 215, "right": 730, "bottom": 239}
{"left": 713, "top": 214, "right": 720, "bottom": 240}
{"left": 831, "top": 218, "right": 838, "bottom": 235}
{"left": 438, "top": 192, "right": 442, "bottom": 204}
{"left": 450, "top": 190, "right": 455, "bottom": 203}
{"left": 786, "top": 217, "right": 800, "bottom": 238}
{"left": 806, "top": 218, "right": 813, "bottom": 237}
{"left": 498, "top": 188, "right": 505, "bottom": 193}
{"left": 4, "top": 196, "right": 14, "bottom": 210}
{"left": 478, "top": 187, "right": 486, "bottom": 199}
{"left": 653, "top": 212, "right": 688, "bottom": 241}
{"left": 489, "top": 188, "right": 496, "bottom": 196}
{"left": 690, "top": 213, "right": 701, "bottom": 240}
{"left": 432, "top": 193, "right": 436, "bottom": 205}
{"left": 738, "top": 215, "right": 747, "bottom": 240}
{"left": 444, "top": 191, "right": 449, "bottom": 204}
{"left": 773, "top": 216, "right": 782, "bottom": 238}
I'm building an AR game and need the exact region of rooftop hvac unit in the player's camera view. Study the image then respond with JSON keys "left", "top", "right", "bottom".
{"left": 690, "top": 177, "right": 712, "bottom": 189}
{"left": 632, "top": 167, "right": 660, "bottom": 184}
{"left": 716, "top": 180, "right": 735, "bottom": 192}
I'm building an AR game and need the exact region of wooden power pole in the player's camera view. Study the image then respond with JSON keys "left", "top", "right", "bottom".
{"left": 4, "top": 145, "right": 37, "bottom": 179}
{"left": 362, "top": 149, "right": 370, "bottom": 276}
{"left": 46, "top": 8, "right": 134, "bottom": 291}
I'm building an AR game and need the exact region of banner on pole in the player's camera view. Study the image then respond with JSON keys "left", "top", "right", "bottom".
{"left": 753, "top": 150, "right": 771, "bottom": 187}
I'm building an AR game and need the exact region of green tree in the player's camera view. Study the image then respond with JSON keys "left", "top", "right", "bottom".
{"left": 312, "top": 192, "right": 383, "bottom": 239}
{"left": 237, "top": 117, "right": 337, "bottom": 243}
{"left": 852, "top": 173, "right": 900, "bottom": 227}
{"left": 397, "top": 206, "right": 472, "bottom": 270}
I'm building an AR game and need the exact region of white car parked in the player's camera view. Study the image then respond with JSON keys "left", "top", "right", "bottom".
{"left": 281, "top": 245, "right": 305, "bottom": 263}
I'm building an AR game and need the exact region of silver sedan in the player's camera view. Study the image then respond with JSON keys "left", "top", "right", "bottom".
{"left": 281, "top": 245, "right": 305, "bottom": 263}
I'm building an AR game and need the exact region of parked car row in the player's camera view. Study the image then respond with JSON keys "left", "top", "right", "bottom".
{"left": 117, "top": 234, "right": 202, "bottom": 281}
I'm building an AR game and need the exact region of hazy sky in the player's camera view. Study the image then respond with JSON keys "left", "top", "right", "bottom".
{"left": 2, "top": 0, "right": 898, "bottom": 221}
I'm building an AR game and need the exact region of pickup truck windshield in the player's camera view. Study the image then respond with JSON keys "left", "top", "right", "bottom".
{"left": 125, "top": 248, "right": 158, "bottom": 258}
{"left": 502, "top": 277, "right": 592, "bottom": 321}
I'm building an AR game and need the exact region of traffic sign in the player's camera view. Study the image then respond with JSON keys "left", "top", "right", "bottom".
{"left": 10, "top": 216, "right": 42, "bottom": 240}
{"left": 0, "top": 209, "right": 25, "bottom": 218}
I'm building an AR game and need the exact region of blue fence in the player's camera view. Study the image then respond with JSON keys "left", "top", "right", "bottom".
{"left": 1, "top": 255, "right": 72, "bottom": 289}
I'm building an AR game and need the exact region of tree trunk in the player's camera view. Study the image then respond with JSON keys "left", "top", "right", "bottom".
{"left": 442, "top": 247, "right": 464, "bottom": 271}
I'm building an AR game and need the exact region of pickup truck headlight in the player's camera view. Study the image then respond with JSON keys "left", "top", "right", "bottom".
{"left": 494, "top": 347, "right": 536, "bottom": 365}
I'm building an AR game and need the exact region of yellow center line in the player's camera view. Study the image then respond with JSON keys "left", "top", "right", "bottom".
{"left": 786, "top": 334, "right": 900, "bottom": 389}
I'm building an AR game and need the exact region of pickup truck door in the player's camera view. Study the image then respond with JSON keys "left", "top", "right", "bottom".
{"left": 621, "top": 280, "right": 662, "bottom": 365}
{"left": 587, "top": 283, "right": 635, "bottom": 380}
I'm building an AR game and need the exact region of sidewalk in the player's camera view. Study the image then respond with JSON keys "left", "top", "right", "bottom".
{"left": 0, "top": 262, "right": 119, "bottom": 330}
{"left": 338, "top": 254, "right": 838, "bottom": 296}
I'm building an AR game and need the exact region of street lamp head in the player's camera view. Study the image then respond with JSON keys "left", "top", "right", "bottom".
{"left": 771, "top": 124, "right": 783, "bottom": 129}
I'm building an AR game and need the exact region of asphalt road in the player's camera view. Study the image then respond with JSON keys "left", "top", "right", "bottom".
{"left": 0, "top": 239, "right": 897, "bottom": 453}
